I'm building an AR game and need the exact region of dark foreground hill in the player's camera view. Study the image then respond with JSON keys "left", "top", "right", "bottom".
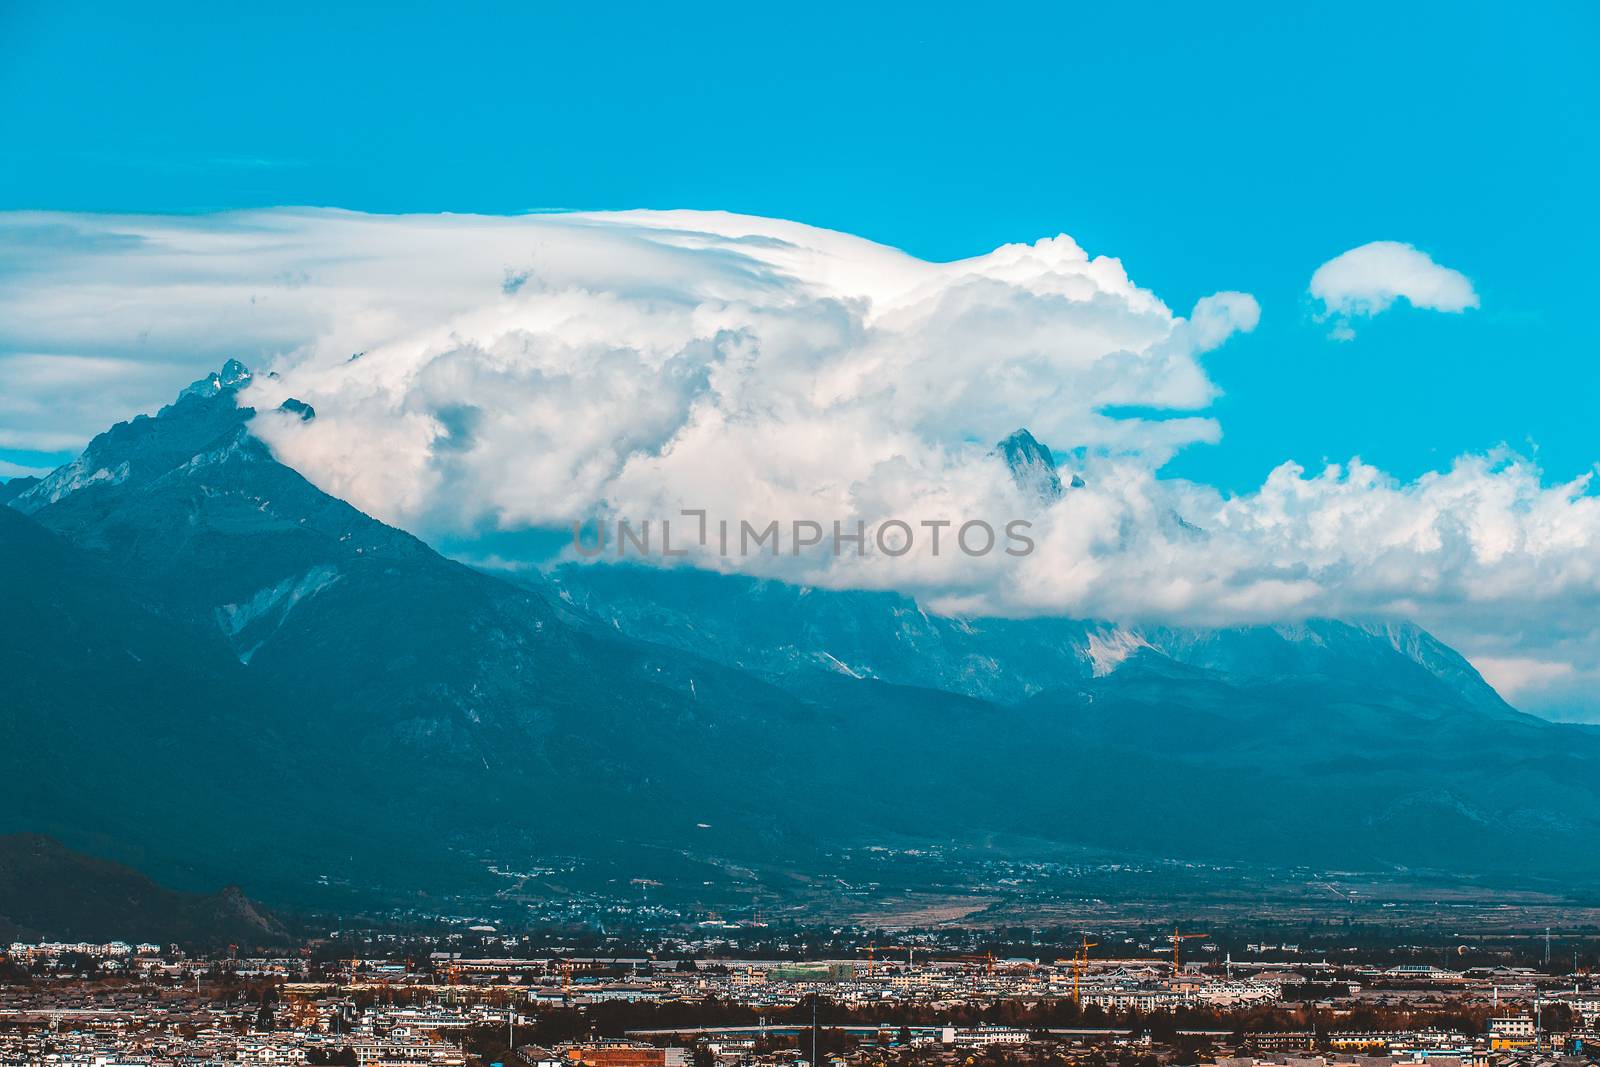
{"left": 0, "top": 834, "right": 288, "bottom": 947}
{"left": 4, "top": 362, "right": 1600, "bottom": 908}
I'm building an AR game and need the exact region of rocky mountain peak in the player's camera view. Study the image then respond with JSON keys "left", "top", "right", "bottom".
{"left": 995, "top": 427, "right": 1079, "bottom": 501}
{"left": 174, "top": 359, "right": 253, "bottom": 406}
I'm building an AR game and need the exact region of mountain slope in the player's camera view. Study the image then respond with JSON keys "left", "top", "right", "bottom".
{"left": 2, "top": 369, "right": 869, "bottom": 901}
{"left": 6, "top": 367, "right": 1600, "bottom": 900}
{"left": 544, "top": 563, "right": 1514, "bottom": 715}
{"left": 542, "top": 562, "right": 1600, "bottom": 877}
{"left": 0, "top": 504, "right": 538, "bottom": 903}
{"left": 0, "top": 504, "right": 327, "bottom": 894}
{"left": 1013, "top": 649, "right": 1599, "bottom": 872}
{"left": 543, "top": 562, "right": 1101, "bottom": 702}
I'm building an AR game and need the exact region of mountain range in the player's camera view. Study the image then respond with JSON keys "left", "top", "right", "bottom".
{"left": 4, "top": 363, "right": 1600, "bottom": 913}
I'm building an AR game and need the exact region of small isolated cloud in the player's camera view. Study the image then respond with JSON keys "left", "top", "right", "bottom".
{"left": 1310, "top": 240, "right": 1478, "bottom": 339}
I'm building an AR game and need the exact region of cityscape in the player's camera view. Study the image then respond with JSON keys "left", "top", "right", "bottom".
{"left": 4, "top": 4, "right": 1598, "bottom": 1067}
{"left": 5, "top": 919, "right": 1600, "bottom": 1067}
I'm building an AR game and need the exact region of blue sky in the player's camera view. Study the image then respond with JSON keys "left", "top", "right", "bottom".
{"left": 3, "top": 0, "right": 1595, "bottom": 491}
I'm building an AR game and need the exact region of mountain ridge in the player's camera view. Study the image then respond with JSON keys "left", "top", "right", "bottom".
{"left": 542, "top": 562, "right": 1517, "bottom": 718}
{"left": 5, "top": 363, "right": 1600, "bottom": 904}
{"left": 0, "top": 833, "right": 289, "bottom": 948}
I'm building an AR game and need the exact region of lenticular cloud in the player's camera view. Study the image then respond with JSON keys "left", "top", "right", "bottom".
{"left": 225, "top": 210, "right": 1253, "bottom": 542}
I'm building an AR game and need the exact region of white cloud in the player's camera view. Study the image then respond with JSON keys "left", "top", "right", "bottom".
{"left": 1309, "top": 240, "right": 1478, "bottom": 338}
{"left": 0, "top": 458, "right": 51, "bottom": 479}
{"left": 0, "top": 353, "right": 194, "bottom": 452}
{"left": 0, "top": 208, "right": 1250, "bottom": 528}
{"left": 1472, "top": 656, "right": 1577, "bottom": 699}
{"left": 9, "top": 208, "right": 1600, "bottom": 718}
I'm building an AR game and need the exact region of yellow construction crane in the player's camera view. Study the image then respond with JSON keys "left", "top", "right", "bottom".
{"left": 1170, "top": 926, "right": 1208, "bottom": 970}
{"left": 1072, "top": 936, "right": 1098, "bottom": 1003}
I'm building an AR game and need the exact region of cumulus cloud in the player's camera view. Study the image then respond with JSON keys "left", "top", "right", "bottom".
{"left": 7, "top": 208, "right": 1600, "bottom": 717}
{"left": 1310, "top": 240, "right": 1478, "bottom": 338}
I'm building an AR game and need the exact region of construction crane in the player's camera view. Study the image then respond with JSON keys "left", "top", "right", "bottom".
{"left": 1072, "top": 936, "right": 1098, "bottom": 1003}
{"left": 1170, "top": 926, "right": 1208, "bottom": 970}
